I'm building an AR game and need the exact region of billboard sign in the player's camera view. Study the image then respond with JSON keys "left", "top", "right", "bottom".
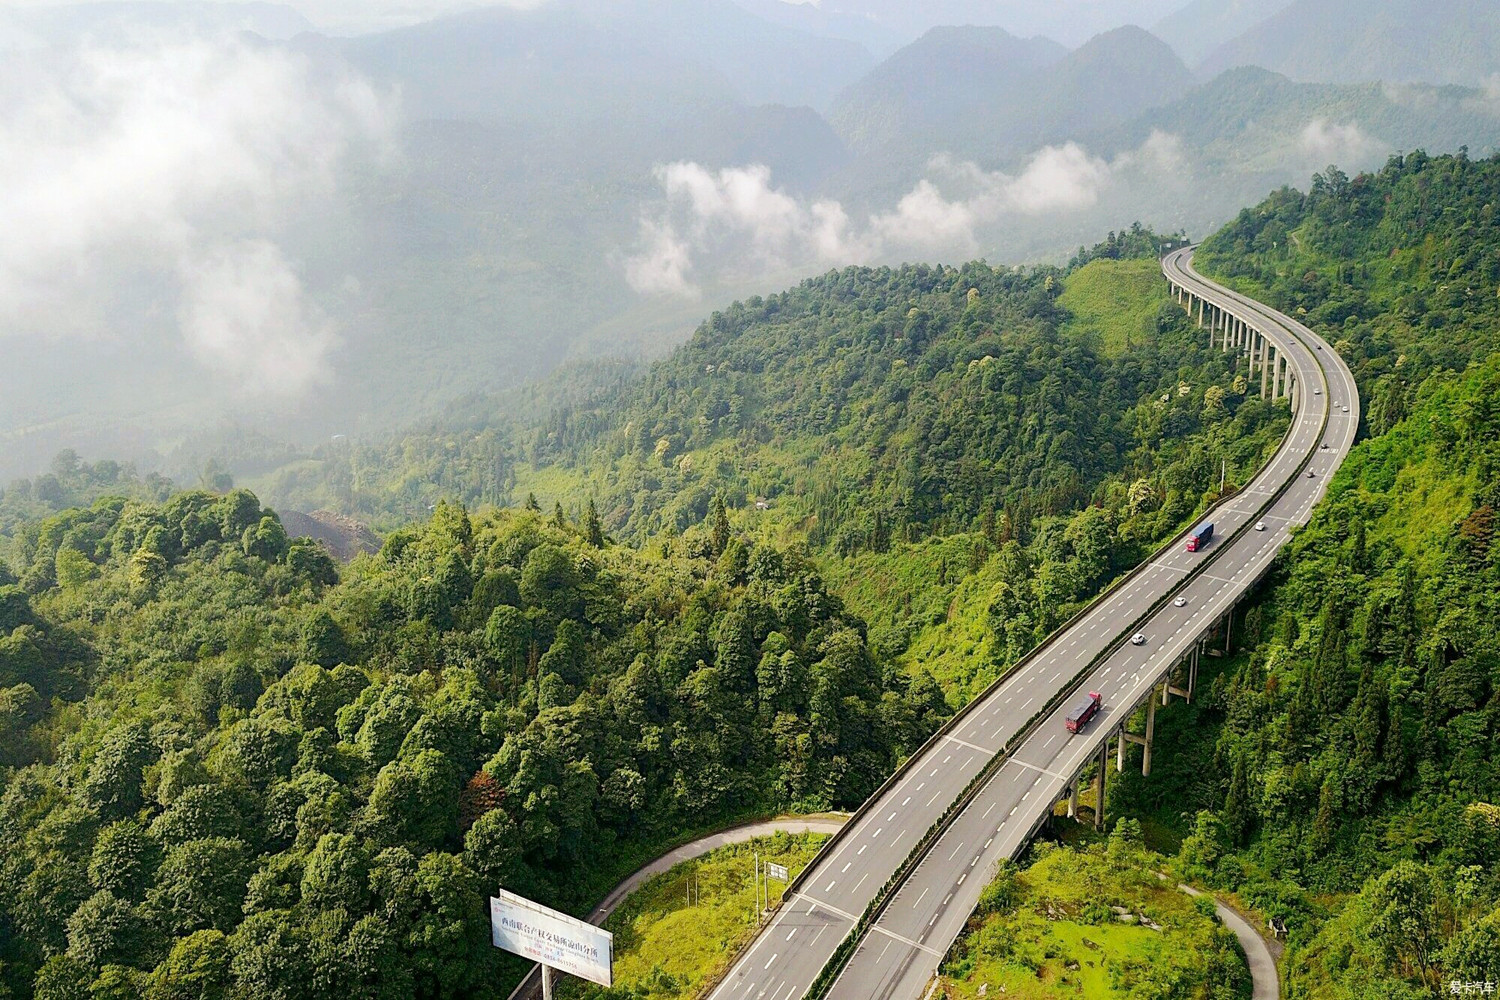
{"left": 490, "top": 890, "right": 613, "bottom": 987}
{"left": 766, "top": 863, "right": 789, "bottom": 881}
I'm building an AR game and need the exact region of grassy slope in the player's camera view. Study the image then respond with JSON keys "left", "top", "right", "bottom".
{"left": 941, "top": 837, "right": 1251, "bottom": 999}
{"left": 560, "top": 833, "right": 828, "bottom": 1000}
{"left": 1057, "top": 258, "right": 1167, "bottom": 358}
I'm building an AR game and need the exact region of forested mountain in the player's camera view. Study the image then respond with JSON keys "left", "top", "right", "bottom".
{"left": 1090, "top": 66, "right": 1500, "bottom": 206}
{"left": 1199, "top": 0, "right": 1500, "bottom": 86}
{"left": 1112, "top": 151, "right": 1500, "bottom": 996}
{"left": 0, "top": 488, "right": 945, "bottom": 998}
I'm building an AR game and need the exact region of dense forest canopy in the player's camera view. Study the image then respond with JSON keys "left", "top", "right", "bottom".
{"left": 0, "top": 488, "right": 947, "bottom": 998}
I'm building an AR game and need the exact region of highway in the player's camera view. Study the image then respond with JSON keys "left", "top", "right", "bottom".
{"left": 706, "top": 248, "right": 1360, "bottom": 1000}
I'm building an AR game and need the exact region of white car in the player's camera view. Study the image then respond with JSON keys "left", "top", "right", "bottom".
{"left": 1321, "top": 442, "right": 1330, "bottom": 450}
{"left": 1307, "top": 470, "right": 1316, "bottom": 478}
{"left": 1314, "top": 387, "right": 1322, "bottom": 395}
{"left": 1130, "top": 633, "right": 1146, "bottom": 646}
{"left": 1255, "top": 521, "right": 1267, "bottom": 531}
{"left": 1342, "top": 406, "right": 1350, "bottom": 413}
{"left": 1173, "top": 596, "right": 1187, "bottom": 607}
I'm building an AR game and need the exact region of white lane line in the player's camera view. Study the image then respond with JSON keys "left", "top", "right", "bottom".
{"left": 764, "top": 955, "right": 777, "bottom": 971}
{"left": 1010, "top": 759, "right": 1073, "bottom": 781}
{"left": 943, "top": 733, "right": 990, "bottom": 754}
{"left": 870, "top": 924, "right": 945, "bottom": 957}
{"left": 793, "top": 893, "right": 858, "bottom": 923}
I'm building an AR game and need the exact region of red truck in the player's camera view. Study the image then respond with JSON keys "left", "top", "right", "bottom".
{"left": 1186, "top": 522, "right": 1214, "bottom": 552}
{"left": 1065, "top": 692, "right": 1102, "bottom": 733}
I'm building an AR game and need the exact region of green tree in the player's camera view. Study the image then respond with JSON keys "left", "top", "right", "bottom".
{"left": 583, "top": 498, "right": 605, "bottom": 548}
{"left": 65, "top": 891, "right": 146, "bottom": 970}
{"left": 1366, "top": 862, "right": 1442, "bottom": 985}
{"left": 88, "top": 820, "right": 159, "bottom": 900}
{"left": 145, "top": 838, "right": 252, "bottom": 935}
{"left": 709, "top": 496, "right": 730, "bottom": 557}
{"left": 149, "top": 931, "right": 233, "bottom": 1000}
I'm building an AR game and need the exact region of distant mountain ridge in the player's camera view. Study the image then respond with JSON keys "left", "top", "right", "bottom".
{"left": 340, "top": 0, "right": 875, "bottom": 122}
{"left": 0, "top": 1, "right": 313, "bottom": 49}
{"left": 828, "top": 26, "right": 1068, "bottom": 154}
{"left": 1152, "top": 0, "right": 1297, "bottom": 65}
{"left": 1200, "top": 0, "right": 1500, "bottom": 86}
{"left": 829, "top": 24, "right": 1193, "bottom": 175}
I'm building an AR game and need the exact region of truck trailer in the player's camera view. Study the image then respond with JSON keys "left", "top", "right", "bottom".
{"left": 1065, "top": 691, "right": 1102, "bottom": 733}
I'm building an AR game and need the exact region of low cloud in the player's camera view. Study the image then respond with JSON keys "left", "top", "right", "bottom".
{"left": 0, "top": 32, "right": 395, "bottom": 396}
{"left": 626, "top": 131, "right": 1186, "bottom": 297}
{"left": 178, "top": 241, "right": 338, "bottom": 397}
{"left": 1299, "top": 119, "right": 1382, "bottom": 167}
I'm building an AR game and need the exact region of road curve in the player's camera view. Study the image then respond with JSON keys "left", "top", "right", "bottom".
{"left": 1177, "top": 884, "right": 1280, "bottom": 1000}
{"left": 505, "top": 816, "right": 848, "bottom": 1000}
{"left": 707, "top": 248, "right": 1358, "bottom": 1000}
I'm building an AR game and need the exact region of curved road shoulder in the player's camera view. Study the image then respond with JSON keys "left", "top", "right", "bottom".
{"left": 507, "top": 815, "right": 849, "bottom": 1000}
{"left": 1177, "top": 883, "right": 1278, "bottom": 1000}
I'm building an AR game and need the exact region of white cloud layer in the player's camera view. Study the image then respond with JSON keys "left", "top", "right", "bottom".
{"left": 625, "top": 130, "right": 1187, "bottom": 297}
{"left": 1299, "top": 119, "right": 1382, "bottom": 167}
{"left": 0, "top": 33, "right": 395, "bottom": 396}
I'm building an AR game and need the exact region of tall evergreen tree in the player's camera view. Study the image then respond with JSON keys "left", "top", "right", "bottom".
{"left": 583, "top": 498, "right": 604, "bottom": 549}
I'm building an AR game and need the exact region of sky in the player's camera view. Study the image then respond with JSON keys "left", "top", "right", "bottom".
{"left": 4, "top": 0, "right": 1193, "bottom": 41}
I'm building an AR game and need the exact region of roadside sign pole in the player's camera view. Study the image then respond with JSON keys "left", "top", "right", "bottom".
{"left": 541, "top": 967, "right": 553, "bottom": 1000}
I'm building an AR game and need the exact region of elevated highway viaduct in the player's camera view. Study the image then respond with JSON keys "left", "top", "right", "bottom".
{"left": 701, "top": 247, "right": 1359, "bottom": 1000}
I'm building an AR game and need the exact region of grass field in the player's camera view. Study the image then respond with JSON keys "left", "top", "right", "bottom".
{"left": 940, "top": 828, "right": 1252, "bottom": 1000}
{"left": 559, "top": 832, "right": 829, "bottom": 1000}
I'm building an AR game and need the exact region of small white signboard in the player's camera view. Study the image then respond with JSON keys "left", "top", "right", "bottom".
{"left": 490, "top": 889, "right": 614, "bottom": 987}
{"left": 766, "top": 862, "right": 789, "bottom": 881}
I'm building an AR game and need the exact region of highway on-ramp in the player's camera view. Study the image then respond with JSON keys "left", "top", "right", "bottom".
{"left": 706, "top": 249, "right": 1359, "bottom": 1000}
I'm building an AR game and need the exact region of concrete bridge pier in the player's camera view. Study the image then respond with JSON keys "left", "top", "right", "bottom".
{"left": 1095, "top": 739, "right": 1110, "bottom": 830}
